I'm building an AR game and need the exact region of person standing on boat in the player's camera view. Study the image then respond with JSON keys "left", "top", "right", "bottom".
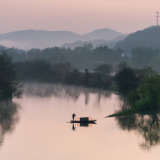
{"left": 72, "top": 113, "right": 76, "bottom": 121}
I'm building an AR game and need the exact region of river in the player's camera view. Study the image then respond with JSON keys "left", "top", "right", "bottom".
{"left": 0, "top": 83, "right": 159, "bottom": 160}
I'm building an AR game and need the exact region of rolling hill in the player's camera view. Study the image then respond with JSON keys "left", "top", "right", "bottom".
{"left": 115, "top": 26, "right": 160, "bottom": 50}
{"left": 82, "top": 28, "right": 122, "bottom": 41}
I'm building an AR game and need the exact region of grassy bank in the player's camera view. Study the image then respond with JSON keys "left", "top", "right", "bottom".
{"left": 106, "top": 107, "right": 160, "bottom": 118}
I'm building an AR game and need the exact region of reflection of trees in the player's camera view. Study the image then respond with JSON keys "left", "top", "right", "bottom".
{"left": 23, "top": 83, "right": 112, "bottom": 104}
{"left": 0, "top": 100, "right": 20, "bottom": 148}
{"left": 138, "top": 114, "right": 160, "bottom": 150}
{"left": 115, "top": 97, "right": 160, "bottom": 150}
{"left": 84, "top": 91, "right": 89, "bottom": 105}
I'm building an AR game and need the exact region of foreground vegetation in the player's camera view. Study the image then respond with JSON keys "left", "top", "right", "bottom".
{"left": 0, "top": 51, "right": 21, "bottom": 98}
{"left": 107, "top": 64, "right": 160, "bottom": 117}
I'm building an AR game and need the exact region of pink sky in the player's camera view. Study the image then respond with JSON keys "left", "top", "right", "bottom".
{"left": 0, "top": 0, "right": 159, "bottom": 34}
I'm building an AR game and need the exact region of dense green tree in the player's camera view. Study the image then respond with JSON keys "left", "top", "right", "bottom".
{"left": 136, "top": 68, "right": 160, "bottom": 109}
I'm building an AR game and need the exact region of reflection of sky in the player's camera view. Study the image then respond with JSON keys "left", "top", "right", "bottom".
{"left": 0, "top": 0, "right": 160, "bottom": 34}
{"left": 0, "top": 84, "right": 160, "bottom": 159}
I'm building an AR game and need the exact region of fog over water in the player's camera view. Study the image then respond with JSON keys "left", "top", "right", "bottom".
{"left": 0, "top": 83, "right": 159, "bottom": 159}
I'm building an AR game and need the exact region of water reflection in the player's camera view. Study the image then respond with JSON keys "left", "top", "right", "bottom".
{"left": 23, "top": 82, "right": 112, "bottom": 104}
{"left": 115, "top": 97, "right": 160, "bottom": 150}
{"left": 0, "top": 100, "right": 20, "bottom": 147}
{"left": 72, "top": 123, "right": 76, "bottom": 131}
{"left": 71, "top": 122, "right": 95, "bottom": 131}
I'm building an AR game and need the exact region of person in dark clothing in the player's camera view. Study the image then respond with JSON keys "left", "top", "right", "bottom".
{"left": 72, "top": 113, "right": 76, "bottom": 121}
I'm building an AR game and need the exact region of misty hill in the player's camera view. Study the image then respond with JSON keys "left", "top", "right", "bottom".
{"left": 0, "top": 30, "right": 80, "bottom": 50}
{"left": 115, "top": 26, "right": 160, "bottom": 50}
{"left": 63, "top": 34, "right": 128, "bottom": 49}
{"left": 82, "top": 28, "right": 122, "bottom": 41}
{"left": 0, "top": 28, "right": 122, "bottom": 50}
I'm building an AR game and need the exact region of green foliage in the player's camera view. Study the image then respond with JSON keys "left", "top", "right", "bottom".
{"left": 106, "top": 107, "right": 139, "bottom": 117}
{"left": 127, "top": 91, "right": 138, "bottom": 106}
{"left": 136, "top": 72, "right": 160, "bottom": 109}
{"left": 140, "top": 66, "right": 157, "bottom": 78}
{"left": 108, "top": 85, "right": 119, "bottom": 91}
{"left": 113, "top": 66, "right": 160, "bottom": 112}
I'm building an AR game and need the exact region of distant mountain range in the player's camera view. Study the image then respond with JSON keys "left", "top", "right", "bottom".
{"left": 115, "top": 26, "right": 160, "bottom": 50}
{"left": 1, "top": 26, "right": 160, "bottom": 51}
{"left": 0, "top": 28, "right": 123, "bottom": 50}
{"left": 63, "top": 34, "right": 128, "bottom": 49}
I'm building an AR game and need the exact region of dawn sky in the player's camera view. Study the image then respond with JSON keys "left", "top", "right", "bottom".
{"left": 0, "top": 0, "right": 159, "bottom": 34}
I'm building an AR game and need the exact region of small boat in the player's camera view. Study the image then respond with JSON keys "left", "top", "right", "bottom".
{"left": 70, "top": 117, "right": 97, "bottom": 123}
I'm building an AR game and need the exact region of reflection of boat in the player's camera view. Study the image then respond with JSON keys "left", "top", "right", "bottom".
{"left": 70, "top": 117, "right": 97, "bottom": 124}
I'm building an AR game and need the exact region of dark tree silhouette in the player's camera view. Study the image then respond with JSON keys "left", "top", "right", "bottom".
{"left": 94, "top": 63, "right": 113, "bottom": 84}
{"left": 0, "top": 51, "right": 21, "bottom": 98}
{"left": 114, "top": 64, "right": 140, "bottom": 94}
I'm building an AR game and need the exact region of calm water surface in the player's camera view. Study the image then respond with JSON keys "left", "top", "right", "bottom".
{"left": 0, "top": 83, "right": 159, "bottom": 160}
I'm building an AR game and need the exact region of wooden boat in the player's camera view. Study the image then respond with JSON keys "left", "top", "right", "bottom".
{"left": 70, "top": 120, "right": 96, "bottom": 123}
{"left": 70, "top": 117, "right": 96, "bottom": 123}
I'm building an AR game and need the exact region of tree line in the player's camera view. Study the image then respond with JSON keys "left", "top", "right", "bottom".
{"left": 1, "top": 47, "right": 160, "bottom": 103}
{"left": 15, "top": 59, "right": 113, "bottom": 89}
{"left": 3, "top": 45, "right": 160, "bottom": 72}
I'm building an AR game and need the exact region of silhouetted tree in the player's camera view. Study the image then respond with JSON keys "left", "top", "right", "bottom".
{"left": 0, "top": 51, "right": 21, "bottom": 98}
{"left": 94, "top": 63, "right": 113, "bottom": 83}
{"left": 65, "top": 69, "right": 82, "bottom": 84}
{"left": 114, "top": 64, "right": 139, "bottom": 94}
{"left": 84, "top": 69, "right": 90, "bottom": 85}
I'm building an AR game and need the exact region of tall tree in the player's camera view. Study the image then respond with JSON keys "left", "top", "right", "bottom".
{"left": 0, "top": 51, "right": 21, "bottom": 98}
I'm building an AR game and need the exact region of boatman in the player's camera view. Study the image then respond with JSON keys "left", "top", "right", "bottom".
{"left": 72, "top": 113, "right": 76, "bottom": 121}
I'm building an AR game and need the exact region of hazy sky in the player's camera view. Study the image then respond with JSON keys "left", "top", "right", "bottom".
{"left": 0, "top": 0, "right": 159, "bottom": 34}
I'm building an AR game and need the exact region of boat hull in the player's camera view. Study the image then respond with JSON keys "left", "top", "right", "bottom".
{"left": 70, "top": 120, "right": 96, "bottom": 123}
